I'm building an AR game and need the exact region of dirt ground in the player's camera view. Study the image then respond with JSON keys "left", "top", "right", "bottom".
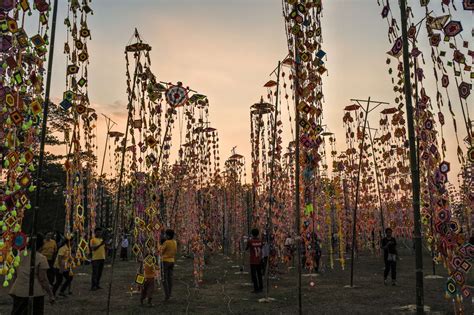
{"left": 0, "top": 248, "right": 472, "bottom": 314}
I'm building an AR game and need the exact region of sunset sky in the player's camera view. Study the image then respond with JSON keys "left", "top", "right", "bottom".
{"left": 47, "top": 0, "right": 472, "bottom": 184}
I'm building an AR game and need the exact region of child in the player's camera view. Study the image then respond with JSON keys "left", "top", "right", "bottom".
{"left": 140, "top": 254, "right": 157, "bottom": 306}
{"left": 246, "top": 228, "right": 263, "bottom": 293}
{"left": 53, "top": 237, "right": 72, "bottom": 297}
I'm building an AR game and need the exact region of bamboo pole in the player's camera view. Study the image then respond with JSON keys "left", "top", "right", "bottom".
{"left": 265, "top": 61, "right": 281, "bottom": 300}
{"left": 106, "top": 30, "right": 143, "bottom": 314}
{"left": 347, "top": 98, "right": 387, "bottom": 287}
{"left": 246, "top": 189, "right": 251, "bottom": 236}
{"left": 412, "top": 33, "right": 435, "bottom": 277}
{"left": 349, "top": 97, "right": 371, "bottom": 288}
{"left": 28, "top": 1, "right": 58, "bottom": 313}
{"left": 366, "top": 124, "right": 385, "bottom": 234}
{"left": 293, "top": 45, "right": 302, "bottom": 315}
{"left": 399, "top": 0, "right": 424, "bottom": 313}
{"left": 427, "top": 167, "right": 436, "bottom": 276}
{"left": 223, "top": 187, "right": 227, "bottom": 255}
{"left": 99, "top": 115, "right": 116, "bottom": 177}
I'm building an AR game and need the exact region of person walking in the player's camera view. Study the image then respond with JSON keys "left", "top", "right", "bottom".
{"left": 9, "top": 233, "right": 55, "bottom": 314}
{"left": 52, "top": 236, "right": 73, "bottom": 297}
{"left": 161, "top": 229, "right": 177, "bottom": 301}
{"left": 40, "top": 232, "right": 57, "bottom": 285}
{"left": 381, "top": 227, "right": 398, "bottom": 285}
{"left": 120, "top": 234, "right": 129, "bottom": 261}
{"left": 246, "top": 228, "right": 263, "bottom": 293}
{"left": 90, "top": 227, "right": 106, "bottom": 291}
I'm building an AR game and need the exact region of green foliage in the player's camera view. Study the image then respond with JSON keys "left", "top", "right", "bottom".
{"left": 22, "top": 103, "right": 71, "bottom": 234}
{"left": 22, "top": 160, "right": 66, "bottom": 234}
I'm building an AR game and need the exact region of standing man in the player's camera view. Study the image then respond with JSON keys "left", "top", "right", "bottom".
{"left": 40, "top": 232, "right": 57, "bottom": 285}
{"left": 246, "top": 228, "right": 263, "bottom": 293}
{"left": 161, "top": 229, "right": 177, "bottom": 301}
{"left": 90, "top": 227, "right": 106, "bottom": 291}
{"left": 381, "top": 227, "right": 398, "bottom": 285}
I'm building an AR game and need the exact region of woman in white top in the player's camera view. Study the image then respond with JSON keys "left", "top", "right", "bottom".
{"left": 9, "top": 233, "right": 55, "bottom": 314}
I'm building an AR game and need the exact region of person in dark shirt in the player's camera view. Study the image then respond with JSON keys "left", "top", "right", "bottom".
{"left": 246, "top": 228, "right": 263, "bottom": 293}
{"left": 381, "top": 228, "right": 398, "bottom": 285}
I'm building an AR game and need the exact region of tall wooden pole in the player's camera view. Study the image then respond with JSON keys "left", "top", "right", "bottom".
{"left": 106, "top": 196, "right": 111, "bottom": 228}
{"left": 293, "top": 46, "right": 302, "bottom": 315}
{"left": 83, "top": 175, "right": 89, "bottom": 233}
{"left": 367, "top": 124, "right": 385, "bottom": 234}
{"left": 28, "top": 0, "right": 58, "bottom": 313}
{"left": 427, "top": 168, "right": 436, "bottom": 276}
{"left": 106, "top": 30, "right": 143, "bottom": 314}
{"left": 99, "top": 115, "right": 116, "bottom": 177}
{"left": 399, "top": 0, "right": 424, "bottom": 313}
{"left": 246, "top": 189, "right": 251, "bottom": 236}
{"left": 347, "top": 98, "right": 387, "bottom": 286}
{"left": 222, "top": 185, "right": 227, "bottom": 255}
{"left": 413, "top": 35, "right": 435, "bottom": 277}
{"left": 349, "top": 98, "right": 371, "bottom": 287}
{"left": 97, "top": 68, "right": 116, "bottom": 233}
{"left": 100, "top": 186, "right": 104, "bottom": 227}
{"left": 265, "top": 61, "right": 281, "bottom": 299}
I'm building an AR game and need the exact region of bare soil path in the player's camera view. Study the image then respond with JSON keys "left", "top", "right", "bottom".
{"left": 0, "top": 249, "right": 472, "bottom": 314}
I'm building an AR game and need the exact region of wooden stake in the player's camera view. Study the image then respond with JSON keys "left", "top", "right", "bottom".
{"left": 293, "top": 46, "right": 302, "bottom": 315}
{"left": 28, "top": 1, "right": 58, "bottom": 313}
{"left": 106, "top": 30, "right": 143, "bottom": 315}
{"left": 399, "top": 0, "right": 424, "bottom": 313}
{"left": 349, "top": 97, "right": 371, "bottom": 288}
{"left": 265, "top": 61, "right": 281, "bottom": 300}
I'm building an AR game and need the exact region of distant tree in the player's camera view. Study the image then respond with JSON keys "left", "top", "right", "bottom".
{"left": 23, "top": 103, "right": 72, "bottom": 234}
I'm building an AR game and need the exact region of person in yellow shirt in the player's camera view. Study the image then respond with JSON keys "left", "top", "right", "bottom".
{"left": 140, "top": 254, "right": 157, "bottom": 306}
{"left": 161, "top": 229, "right": 177, "bottom": 301}
{"left": 90, "top": 227, "right": 106, "bottom": 291}
{"left": 40, "top": 232, "right": 57, "bottom": 285}
{"left": 52, "top": 237, "right": 72, "bottom": 297}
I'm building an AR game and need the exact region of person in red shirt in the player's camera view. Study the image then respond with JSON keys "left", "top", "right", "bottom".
{"left": 246, "top": 228, "right": 263, "bottom": 293}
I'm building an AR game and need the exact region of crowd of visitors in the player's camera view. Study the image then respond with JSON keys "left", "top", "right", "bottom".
{"left": 8, "top": 228, "right": 178, "bottom": 313}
